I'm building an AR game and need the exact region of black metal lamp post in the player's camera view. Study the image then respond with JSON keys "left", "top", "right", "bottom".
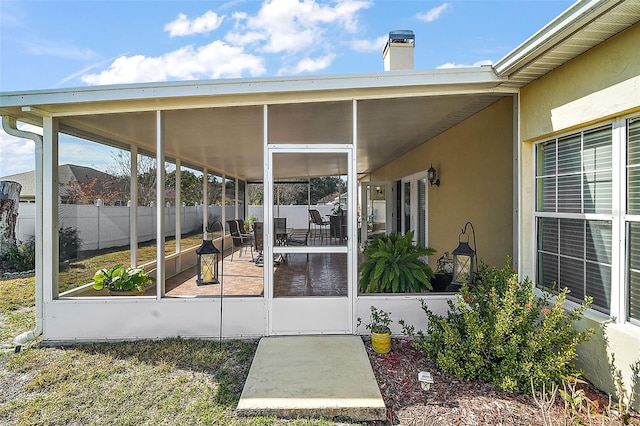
{"left": 196, "top": 238, "right": 220, "bottom": 285}
{"left": 451, "top": 221, "right": 477, "bottom": 288}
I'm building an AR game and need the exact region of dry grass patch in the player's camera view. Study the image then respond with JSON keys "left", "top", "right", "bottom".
{"left": 0, "top": 276, "right": 35, "bottom": 312}
{"left": 0, "top": 339, "right": 354, "bottom": 426}
{"left": 1, "top": 339, "right": 249, "bottom": 425}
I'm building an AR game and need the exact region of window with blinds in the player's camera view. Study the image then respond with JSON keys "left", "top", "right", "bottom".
{"left": 536, "top": 125, "right": 613, "bottom": 313}
{"left": 627, "top": 117, "right": 640, "bottom": 323}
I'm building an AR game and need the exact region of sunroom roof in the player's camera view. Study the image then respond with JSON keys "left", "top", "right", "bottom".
{"left": 0, "top": 68, "right": 510, "bottom": 180}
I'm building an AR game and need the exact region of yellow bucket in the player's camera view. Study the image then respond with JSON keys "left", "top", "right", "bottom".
{"left": 371, "top": 332, "right": 391, "bottom": 354}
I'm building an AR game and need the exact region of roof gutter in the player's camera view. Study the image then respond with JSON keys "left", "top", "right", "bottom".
{"left": 493, "top": 0, "right": 620, "bottom": 77}
{"left": 2, "top": 116, "right": 44, "bottom": 351}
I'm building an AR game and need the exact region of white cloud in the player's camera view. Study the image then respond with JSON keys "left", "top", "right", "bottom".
{"left": 417, "top": 3, "right": 451, "bottom": 23}
{"left": 81, "top": 41, "right": 266, "bottom": 85}
{"left": 294, "top": 54, "right": 336, "bottom": 73}
{"left": 0, "top": 123, "right": 41, "bottom": 177}
{"left": 80, "top": 0, "right": 373, "bottom": 85}
{"left": 436, "top": 59, "right": 493, "bottom": 69}
{"left": 164, "top": 11, "right": 225, "bottom": 37}
{"left": 240, "top": 0, "right": 372, "bottom": 54}
{"left": 350, "top": 35, "right": 387, "bottom": 53}
{"left": 55, "top": 56, "right": 125, "bottom": 88}
{"left": 225, "top": 31, "right": 265, "bottom": 46}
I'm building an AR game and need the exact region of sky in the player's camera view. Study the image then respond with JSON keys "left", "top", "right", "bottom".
{"left": 0, "top": 0, "right": 574, "bottom": 177}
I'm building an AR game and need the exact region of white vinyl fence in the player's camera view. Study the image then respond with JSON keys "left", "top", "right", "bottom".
{"left": 16, "top": 203, "right": 337, "bottom": 252}
{"left": 17, "top": 203, "right": 210, "bottom": 251}
{"left": 248, "top": 204, "right": 335, "bottom": 229}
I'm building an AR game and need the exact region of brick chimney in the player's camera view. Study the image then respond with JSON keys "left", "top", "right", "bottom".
{"left": 383, "top": 30, "right": 415, "bottom": 71}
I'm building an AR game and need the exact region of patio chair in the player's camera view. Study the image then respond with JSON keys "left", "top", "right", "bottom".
{"left": 287, "top": 228, "right": 309, "bottom": 261}
{"left": 253, "top": 221, "right": 283, "bottom": 266}
{"left": 237, "top": 218, "right": 251, "bottom": 235}
{"left": 226, "top": 219, "right": 254, "bottom": 261}
{"left": 253, "top": 221, "right": 263, "bottom": 266}
{"left": 309, "top": 209, "right": 330, "bottom": 243}
{"left": 274, "top": 217, "right": 287, "bottom": 245}
{"left": 274, "top": 217, "right": 288, "bottom": 263}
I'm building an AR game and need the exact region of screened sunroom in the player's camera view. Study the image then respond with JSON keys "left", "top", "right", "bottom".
{"left": 1, "top": 65, "right": 517, "bottom": 341}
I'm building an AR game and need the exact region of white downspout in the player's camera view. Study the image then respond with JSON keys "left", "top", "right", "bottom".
{"left": 2, "top": 116, "right": 44, "bottom": 350}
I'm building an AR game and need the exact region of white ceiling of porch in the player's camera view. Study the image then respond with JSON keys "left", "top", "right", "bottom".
{"left": 57, "top": 92, "right": 506, "bottom": 181}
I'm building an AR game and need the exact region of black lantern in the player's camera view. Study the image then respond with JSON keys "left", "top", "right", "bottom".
{"left": 196, "top": 239, "right": 220, "bottom": 285}
{"left": 451, "top": 222, "right": 476, "bottom": 287}
{"left": 427, "top": 164, "right": 440, "bottom": 187}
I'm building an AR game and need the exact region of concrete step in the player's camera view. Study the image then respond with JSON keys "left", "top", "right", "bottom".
{"left": 237, "top": 335, "right": 386, "bottom": 421}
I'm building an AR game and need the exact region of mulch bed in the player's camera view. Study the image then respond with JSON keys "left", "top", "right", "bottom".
{"left": 364, "top": 338, "right": 639, "bottom": 426}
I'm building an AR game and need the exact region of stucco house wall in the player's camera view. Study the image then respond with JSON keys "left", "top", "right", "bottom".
{"left": 370, "top": 97, "right": 515, "bottom": 270}
{"left": 519, "top": 22, "right": 640, "bottom": 410}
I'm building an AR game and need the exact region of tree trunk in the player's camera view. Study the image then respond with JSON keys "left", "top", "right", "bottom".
{"left": 0, "top": 181, "right": 22, "bottom": 258}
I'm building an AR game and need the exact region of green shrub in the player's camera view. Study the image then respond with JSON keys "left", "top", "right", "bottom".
{"left": 59, "top": 226, "right": 81, "bottom": 261}
{"left": 402, "top": 258, "right": 594, "bottom": 393}
{"left": 359, "top": 231, "right": 435, "bottom": 293}
{"left": 4, "top": 239, "right": 36, "bottom": 271}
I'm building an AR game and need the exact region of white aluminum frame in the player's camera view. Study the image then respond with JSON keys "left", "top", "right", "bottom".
{"left": 401, "top": 171, "right": 429, "bottom": 244}
{"left": 360, "top": 181, "right": 393, "bottom": 245}
{"left": 266, "top": 145, "right": 354, "bottom": 335}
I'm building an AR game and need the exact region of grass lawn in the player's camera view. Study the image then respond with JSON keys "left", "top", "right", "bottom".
{"left": 0, "top": 277, "right": 351, "bottom": 425}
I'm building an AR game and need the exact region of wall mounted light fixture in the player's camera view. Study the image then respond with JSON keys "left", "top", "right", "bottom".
{"left": 427, "top": 164, "right": 440, "bottom": 187}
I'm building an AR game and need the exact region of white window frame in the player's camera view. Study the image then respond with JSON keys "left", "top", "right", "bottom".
{"left": 401, "top": 170, "right": 428, "bottom": 247}
{"left": 533, "top": 115, "right": 640, "bottom": 328}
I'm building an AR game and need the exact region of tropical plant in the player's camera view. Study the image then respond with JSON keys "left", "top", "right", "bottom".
{"left": 92, "top": 263, "right": 154, "bottom": 293}
{"left": 358, "top": 231, "right": 435, "bottom": 293}
{"left": 402, "top": 258, "right": 593, "bottom": 393}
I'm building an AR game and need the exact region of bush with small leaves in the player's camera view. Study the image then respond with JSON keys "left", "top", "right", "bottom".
{"left": 3, "top": 238, "right": 36, "bottom": 272}
{"left": 59, "top": 226, "right": 81, "bottom": 262}
{"left": 402, "top": 257, "right": 594, "bottom": 393}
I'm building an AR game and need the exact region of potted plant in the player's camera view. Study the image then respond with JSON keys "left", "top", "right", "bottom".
{"left": 359, "top": 306, "right": 393, "bottom": 354}
{"left": 359, "top": 230, "right": 436, "bottom": 293}
{"left": 92, "top": 263, "right": 154, "bottom": 295}
{"left": 245, "top": 215, "right": 258, "bottom": 231}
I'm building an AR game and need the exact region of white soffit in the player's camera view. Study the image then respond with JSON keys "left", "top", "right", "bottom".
{"left": 494, "top": 0, "right": 640, "bottom": 88}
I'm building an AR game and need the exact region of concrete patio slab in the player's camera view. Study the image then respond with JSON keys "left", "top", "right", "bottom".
{"left": 237, "top": 335, "right": 386, "bottom": 421}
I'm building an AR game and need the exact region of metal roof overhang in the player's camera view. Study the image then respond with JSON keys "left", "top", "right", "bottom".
{"left": 494, "top": 0, "right": 640, "bottom": 88}
{"left": 0, "top": 67, "right": 512, "bottom": 181}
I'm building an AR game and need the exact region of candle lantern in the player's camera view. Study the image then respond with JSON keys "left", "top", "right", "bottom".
{"left": 196, "top": 239, "right": 220, "bottom": 285}
{"left": 451, "top": 222, "right": 477, "bottom": 288}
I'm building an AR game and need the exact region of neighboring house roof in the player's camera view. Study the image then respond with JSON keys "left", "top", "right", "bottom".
{"left": 0, "top": 170, "right": 36, "bottom": 199}
{"left": 0, "top": 164, "right": 115, "bottom": 200}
